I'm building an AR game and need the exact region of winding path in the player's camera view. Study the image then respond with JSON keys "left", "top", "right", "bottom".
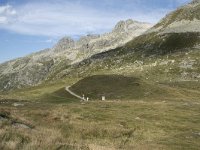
{"left": 65, "top": 86, "right": 84, "bottom": 100}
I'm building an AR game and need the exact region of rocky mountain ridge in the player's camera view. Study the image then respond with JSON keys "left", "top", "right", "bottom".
{"left": 2, "top": 0, "right": 200, "bottom": 91}
{"left": 52, "top": 19, "right": 152, "bottom": 63}
{"left": 55, "top": 0, "right": 200, "bottom": 83}
{"left": 0, "top": 19, "right": 152, "bottom": 90}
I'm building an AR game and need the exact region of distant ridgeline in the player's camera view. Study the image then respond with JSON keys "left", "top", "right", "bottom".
{"left": 0, "top": 20, "right": 152, "bottom": 91}
{"left": 1, "top": 0, "right": 200, "bottom": 91}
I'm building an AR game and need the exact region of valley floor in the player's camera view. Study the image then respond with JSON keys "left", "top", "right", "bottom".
{"left": 0, "top": 73, "right": 200, "bottom": 150}
{"left": 0, "top": 94, "right": 200, "bottom": 150}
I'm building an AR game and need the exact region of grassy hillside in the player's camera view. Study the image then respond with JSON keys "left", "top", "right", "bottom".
{"left": 154, "top": 2, "right": 200, "bottom": 28}
{"left": 126, "top": 32, "right": 200, "bottom": 55}
{"left": 41, "top": 87, "right": 80, "bottom": 103}
{"left": 0, "top": 77, "right": 80, "bottom": 101}
{"left": 1, "top": 2, "right": 200, "bottom": 149}
{"left": 3, "top": 32, "right": 199, "bottom": 102}
{"left": 1, "top": 55, "right": 200, "bottom": 150}
{"left": 69, "top": 75, "right": 175, "bottom": 100}
{"left": 70, "top": 75, "right": 145, "bottom": 100}
{"left": 54, "top": 33, "right": 200, "bottom": 88}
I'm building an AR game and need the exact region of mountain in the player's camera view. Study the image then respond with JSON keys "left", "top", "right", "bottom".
{"left": 135, "top": 0, "right": 200, "bottom": 55}
{"left": 0, "top": 19, "right": 152, "bottom": 90}
{"left": 55, "top": 0, "right": 200, "bottom": 84}
{"left": 1, "top": 2, "right": 200, "bottom": 150}
{"left": 1, "top": 0, "right": 200, "bottom": 92}
{"left": 52, "top": 19, "right": 152, "bottom": 63}
{"left": 147, "top": 0, "right": 200, "bottom": 34}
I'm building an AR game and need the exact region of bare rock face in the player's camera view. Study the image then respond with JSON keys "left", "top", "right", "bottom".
{"left": 76, "top": 34, "right": 100, "bottom": 47}
{"left": 53, "top": 37, "right": 75, "bottom": 52}
{"left": 0, "top": 19, "right": 152, "bottom": 90}
{"left": 113, "top": 19, "right": 145, "bottom": 33}
{"left": 70, "top": 19, "right": 152, "bottom": 62}
{"left": 113, "top": 20, "right": 128, "bottom": 33}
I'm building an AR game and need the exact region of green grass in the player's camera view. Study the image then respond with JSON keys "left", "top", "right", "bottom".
{"left": 0, "top": 77, "right": 81, "bottom": 101}
{"left": 54, "top": 32, "right": 200, "bottom": 87}
{"left": 0, "top": 17, "right": 200, "bottom": 150}
{"left": 0, "top": 71, "right": 200, "bottom": 150}
{"left": 41, "top": 87, "right": 79, "bottom": 103}
{"left": 125, "top": 32, "right": 200, "bottom": 56}
{"left": 69, "top": 74, "right": 184, "bottom": 101}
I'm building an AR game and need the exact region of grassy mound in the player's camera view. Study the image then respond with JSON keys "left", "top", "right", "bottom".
{"left": 69, "top": 75, "right": 173, "bottom": 100}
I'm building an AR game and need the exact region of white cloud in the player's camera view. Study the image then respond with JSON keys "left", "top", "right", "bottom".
{"left": 0, "top": 5, "right": 16, "bottom": 24}
{"left": 0, "top": 1, "right": 179, "bottom": 37}
{"left": 0, "top": 16, "right": 7, "bottom": 24}
{"left": 0, "top": 2, "right": 123, "bottom": 36}
{"left": 0, "top": 5, "right": 16, "bottom": 15}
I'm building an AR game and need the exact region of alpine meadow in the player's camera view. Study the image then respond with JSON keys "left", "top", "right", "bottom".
{"left": 0, "top": 0, "right": 200, "bottom": 150}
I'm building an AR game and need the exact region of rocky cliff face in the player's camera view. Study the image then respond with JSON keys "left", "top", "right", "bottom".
{"left": 0, "top": 19, "right": 152, "bottom": 90}
{"left": 53, "top": 37, "right": 75, "bottom": 52}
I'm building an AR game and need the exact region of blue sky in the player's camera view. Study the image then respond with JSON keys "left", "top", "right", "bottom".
{"left": 0, "top": 0, "right": 190, "bottom": 63}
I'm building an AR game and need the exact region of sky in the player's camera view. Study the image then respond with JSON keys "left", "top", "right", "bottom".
{"left": 0, "top": 0, "right": 190, "bottom": 63}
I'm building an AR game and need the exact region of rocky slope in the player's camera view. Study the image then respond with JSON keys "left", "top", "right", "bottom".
{"left": 0, "top": 19, "right": 152, "bottom": 90}
{"left": 2, "top": 0, "right": 200, "bottom": 91}
{"left": 130, "top": 0, "right": 200, "bottom": 55}
{"left": 53, "top": 19, "right": 152, "bottom": 63}
{"left": 147, "top": 0, "right": 200, "bottom": 34}
{"left": 56, "top": 0, "right": 200, "bottom": 83}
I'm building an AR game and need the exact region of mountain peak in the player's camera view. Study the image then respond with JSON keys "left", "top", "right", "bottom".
{"left": 113, "top": 19, "right": 151, "bottom": 33}
{"left": 53, "top": 19, "right": 152, "bottom": 53}
{"left": 53, "top": 37, "right": 75, "bottom": 52}
{"left": 0, "top": 19, "right": 152, "bottom": 90}
{"left": 113, "top": 20, "right": 126, "bottom": 32}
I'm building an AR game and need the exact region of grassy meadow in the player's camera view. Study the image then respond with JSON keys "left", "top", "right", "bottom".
{"left": 0, "top": 48, "right": 200, "bottom": 150}
{"left": 0, "top": 75, "right": 200, "bottom": 150}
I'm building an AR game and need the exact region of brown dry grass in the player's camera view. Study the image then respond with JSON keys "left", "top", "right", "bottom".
{"left": 0, "top": 98, "right": 200, "bottom": 150}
